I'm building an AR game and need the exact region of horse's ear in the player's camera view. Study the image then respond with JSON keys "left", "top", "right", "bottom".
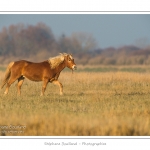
{"left": 65, "top": 54, "right": 70, "bottom": 60}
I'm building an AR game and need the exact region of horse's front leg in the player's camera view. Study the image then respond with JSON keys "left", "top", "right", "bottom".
{"left": 52, "top": 80, "right": 63, "bottom": 95}
{"left": 41, "top": 78, "right": 49, "bottom": 96}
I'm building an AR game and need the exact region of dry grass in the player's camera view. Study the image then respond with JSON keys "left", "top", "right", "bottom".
{"left": 0, "top": 70, "right": 150, "bottom": 136}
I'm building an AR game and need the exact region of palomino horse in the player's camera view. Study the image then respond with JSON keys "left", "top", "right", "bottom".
{"left": 1, "top": 53, "right": 77, "bottom": 96}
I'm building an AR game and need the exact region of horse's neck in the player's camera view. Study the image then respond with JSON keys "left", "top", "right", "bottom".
{"left": 54, "top": 60, "right": 66, "bottom": 73}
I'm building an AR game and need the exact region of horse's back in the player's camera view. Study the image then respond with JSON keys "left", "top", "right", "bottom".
{"left": 13, "top": 60, "right": 49, "bottom": 69}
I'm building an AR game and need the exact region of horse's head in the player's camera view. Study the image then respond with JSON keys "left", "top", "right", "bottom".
{"left": 63, "top": 53, "right": 77, "bottom": 70}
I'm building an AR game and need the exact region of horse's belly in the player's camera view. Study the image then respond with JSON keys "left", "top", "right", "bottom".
{"left": 23, "top": 74, "right": 42, "bottom": 82}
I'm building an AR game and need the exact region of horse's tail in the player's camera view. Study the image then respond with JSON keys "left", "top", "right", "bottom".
{"left": 1, "top": 62, "right": 14, "bottom": 89}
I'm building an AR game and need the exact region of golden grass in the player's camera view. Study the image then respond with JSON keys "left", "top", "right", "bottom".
{"left": 0, "top": 70, "right": 150, "bottom": 136}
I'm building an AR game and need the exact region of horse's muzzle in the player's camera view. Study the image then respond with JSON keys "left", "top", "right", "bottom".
{"left": 72, "top": 65, "right": 77, "bottom": 70}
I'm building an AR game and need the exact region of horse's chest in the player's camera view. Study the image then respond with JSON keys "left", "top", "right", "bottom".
{"left": 50, "top": 72, "right": 60, "bottom": 80}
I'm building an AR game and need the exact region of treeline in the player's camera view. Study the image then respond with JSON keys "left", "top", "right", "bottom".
{"left": 0, "top": 23, "right": 58, "bottom": 63}
{"left": 83, "top": 46, "right": 150, "bottom": 65}
{"left": 0, "top": 23, "right": 150, "bottom": 65}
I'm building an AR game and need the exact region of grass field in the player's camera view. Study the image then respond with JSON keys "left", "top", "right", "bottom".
{"left": 0, "top": 66, "right": 150, "bottom": 136}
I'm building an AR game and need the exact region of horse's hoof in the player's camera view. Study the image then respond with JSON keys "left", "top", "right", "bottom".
{"left": 4, "top": 92, "right": 8, "bottom": 95}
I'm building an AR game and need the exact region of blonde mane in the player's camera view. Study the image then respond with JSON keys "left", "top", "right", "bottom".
{"left": 48, "top": 53, "right": 68, "bottom": 69}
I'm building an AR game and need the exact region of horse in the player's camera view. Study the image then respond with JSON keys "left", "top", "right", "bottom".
{"left": 1, "top": 53, "right": 77, "bottom": 96}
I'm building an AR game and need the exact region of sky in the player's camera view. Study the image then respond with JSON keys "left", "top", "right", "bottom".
{"left": 0, "top": 14, "right": 150, "bottom": 49}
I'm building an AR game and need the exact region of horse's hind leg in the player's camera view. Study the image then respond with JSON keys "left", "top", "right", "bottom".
{"left": 17, "top": 76, "right": 25, "bottom": 96}
{"left": 4, "top": 76, "right": 18, "bottom": 95}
